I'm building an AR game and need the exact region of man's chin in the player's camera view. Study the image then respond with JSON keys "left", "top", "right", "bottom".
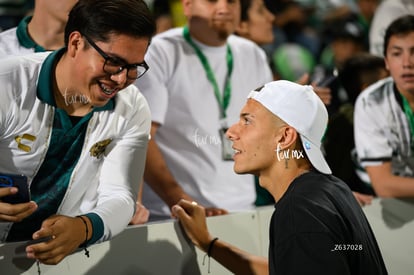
{"left": 94, "top": 96, "right": 112, "bottom": 106}
{"left": 215, "top": 28, "right": 233, "bottom": 40}
{"left": 233, "top": 167, "right": 252, "bottom": 175}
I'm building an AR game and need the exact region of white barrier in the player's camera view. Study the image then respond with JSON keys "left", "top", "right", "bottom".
{"left": 1, "top": 198, "right": 413, "bottom": 274}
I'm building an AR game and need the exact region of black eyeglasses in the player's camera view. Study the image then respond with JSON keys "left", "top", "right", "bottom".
{"left": 83, "top": 34, "right": 149, "bottom": 80}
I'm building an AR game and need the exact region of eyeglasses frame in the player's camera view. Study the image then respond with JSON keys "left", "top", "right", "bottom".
{"left": 82, "top": 34, "right": 149, "bottom": 80}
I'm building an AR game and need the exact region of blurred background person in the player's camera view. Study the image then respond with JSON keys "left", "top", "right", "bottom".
{"left": 263, "top": 0, "right": 320, "bottom": 59}
{"left": 0, "top": 0, "right": 33, "bottom": 31}
{"left": 235, "top": 0, "right": 274, "bottom": 49}
{"left": 147, "top": 0, "right": 187, "bottom": 33}
{"left": 323, "top": 52, "right": 389, "bottom": 205}
{"left": 354, "top": 15, "right": 414, "bottom": 197}
{"left": 369, "top": 0, "right": 414, "bottom": 57}
{"left": 314, "top": 17, "right": 367, "bottom": 115}
{"left": 136, "top": 0, "right": 273, "bottom": 221}
{"left": 0, "top": 0, "right": 77, "bottom": 57}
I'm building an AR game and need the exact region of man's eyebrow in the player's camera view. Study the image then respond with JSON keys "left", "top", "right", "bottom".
{"left": 104, "top": 49, "right": 141, "bottom": 65}
{"left": 106, "top": 53, "right": 128, "bottom": 64}
{"left": 240, "top": 112, "right": 254, "bottom": 118}
{"left": 389, "top": 45, "right": 403, "bottom": 51}
{"left": 107, "top": 54, "right": 146, "bottom": 67}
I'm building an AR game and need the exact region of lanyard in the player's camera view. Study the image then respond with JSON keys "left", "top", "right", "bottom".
{"left": 401, "top": 94, "right": 414, "bottom": 149}
{"left": 183, "top": 26, "right": 233, "bottom": 119}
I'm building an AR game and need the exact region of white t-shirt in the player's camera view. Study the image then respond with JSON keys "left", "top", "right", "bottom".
{"left": 0, "top": 27, "right": 35, "bottom": 58}
{"left": 0, "top": 16, "right": 46, "bottom": 58}
{"left": 369, "top": 0, "right": 414, "bottom": 57}
{"left": 354, "top": 77, "right": 414, "bottom": 178}
{"left": 136, "top": 27, "right": 273, "bottom": 218}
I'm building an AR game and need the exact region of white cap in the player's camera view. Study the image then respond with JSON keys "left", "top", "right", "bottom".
{"left": 247, "top": 80, "right": 332, "bottom": 174}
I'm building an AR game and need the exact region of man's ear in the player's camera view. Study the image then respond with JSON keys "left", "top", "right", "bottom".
{"left": 236, "top": 21, "right": 249, "bottom": 37}
{"left": 182, "top": 0, "right": 192, "bottom": 17}
{"left": 275, "top": 126, "right": 298, "bottom": 150}
{"left": 67, "top": 31, "right": 83, "bottom": 57}
{"left": 384, "top": 57, "right": 390, "bottom": 72}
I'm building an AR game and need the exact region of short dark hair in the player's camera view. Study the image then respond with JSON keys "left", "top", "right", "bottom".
{"left": 339, "top": 53, "right": 385, "bottom": 104}
{"left": 383, "top": 14, "right": 414, "bottom": 57}
{"left": 64, "top": 0, "right": 156, "bottom": 45}
{"left": 240, "top": 0, "right": 253, "bottom": 22}
{"left": 329, "top": 18, "right": 365, "bottom": 44}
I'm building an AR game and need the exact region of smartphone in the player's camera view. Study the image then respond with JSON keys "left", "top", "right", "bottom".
{"left": 0, "top": 173, "right": 30, "bottom": 204}
{"left": 317, "top": 75, "right": 337, "bottom": 87}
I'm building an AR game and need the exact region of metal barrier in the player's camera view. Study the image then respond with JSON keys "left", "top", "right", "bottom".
{"left": 1, "top": 199, "right": 413, "bottom": 274}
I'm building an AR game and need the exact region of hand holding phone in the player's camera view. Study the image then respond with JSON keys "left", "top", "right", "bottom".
{"left": 0, "top": 173, "right": 30, "bottom": 204}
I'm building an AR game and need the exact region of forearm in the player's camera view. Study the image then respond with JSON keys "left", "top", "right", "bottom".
{"left": 372, "top": 175, "right": 414, "bottom": 197}
{"left": 367, "top": 164, "right": 414, "bottom": 197}
{"left": 144, "top": 139, "right": 192, "bottom": 207}
{"left": 208, "top": 239, "right": 268, "bottom": 275}
{"left": 172, "top": 201, "right": 268, "bottom": 274}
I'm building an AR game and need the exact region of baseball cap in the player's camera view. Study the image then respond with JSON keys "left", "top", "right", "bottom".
{"left": 247, "top": 80, "right": 332, "bottom": 174}
{"left": 328, "top": 18, "right": 365, "bottom": 43}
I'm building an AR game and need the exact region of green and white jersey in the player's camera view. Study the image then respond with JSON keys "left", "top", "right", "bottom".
{"left": 0, "top": 16, "right": 46, "bottom": 58}
{"left": 354, "top": 77, "right": 414, "bottom": 177}
{"left": 0, "top": 50, "right": 151, "bottom": 242}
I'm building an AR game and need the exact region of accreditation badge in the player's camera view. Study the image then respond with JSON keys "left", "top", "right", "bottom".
{"left": 219, "top": 127, "right": 233, "bottom": 161}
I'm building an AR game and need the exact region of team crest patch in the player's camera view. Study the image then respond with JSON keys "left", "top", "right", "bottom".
{"left": 89, "top": 138, "right": 112, "bottom": 159}
{"left": 15, "top": 134, "right": 37, "bottom": 152}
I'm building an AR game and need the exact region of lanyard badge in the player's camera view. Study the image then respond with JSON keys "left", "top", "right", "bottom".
{"left": 219, "top": 120, "right": 233, "bottom": 161}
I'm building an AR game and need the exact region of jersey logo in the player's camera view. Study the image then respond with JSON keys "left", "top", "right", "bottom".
{"left": 14, "top": 134, "right": 37, "bottom": 152}
{"left": 89, "top": 138, "right": 112, "bottom": 159}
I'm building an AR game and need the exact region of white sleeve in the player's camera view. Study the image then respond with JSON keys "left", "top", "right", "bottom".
{"left": 354, "top": 92, "right": 393, "bottom": 167}
{"left": 93, "top": 92, "right": 151, "bottom": 241}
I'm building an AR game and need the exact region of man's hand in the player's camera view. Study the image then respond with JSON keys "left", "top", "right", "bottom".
{"left": 296, "top": 73, "right": 332, "bottom": 105}
{"left": 0, "top": 187, "right": 37, "bottom": 222}
{"left": 129, "top": 201, "right": 150, "bottom": 225}
{"left": 26, "top": 215, "right": 89, "bottom": 265}
{"left": 353, "top": 192, "right": 374, "bottom": 207}
{"left": 205, "top": 207, "right": 228, "bottom": 217}
{"left": 172, "top": 200, "right": 213, "bottom": 252}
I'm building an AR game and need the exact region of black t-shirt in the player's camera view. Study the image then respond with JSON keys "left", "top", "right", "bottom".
{"left": 268, "top": 171, "right": 387, "bottom": 275}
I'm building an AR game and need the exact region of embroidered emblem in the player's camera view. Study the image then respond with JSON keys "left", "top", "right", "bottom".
{"left": 15, "top": 134, "right": 37, "bottom": 152}
{"left": 89, "top": 138, "right": 112, "bottom": 159}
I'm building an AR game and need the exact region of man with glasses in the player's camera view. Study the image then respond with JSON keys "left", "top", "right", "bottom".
{"left": 0, "top": 0, "right": 155, "bottom": 265}
{"left": 82, "top": 34, "right": 149, "bottom": 80}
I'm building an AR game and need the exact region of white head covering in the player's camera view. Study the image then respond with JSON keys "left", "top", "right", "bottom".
{"left": 248, "top": 80, "right": 332, "bottom": 174}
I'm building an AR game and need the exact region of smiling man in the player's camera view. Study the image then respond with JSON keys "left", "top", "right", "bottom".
{"left": 0, "top": 0, "right": 155, "bottom": 265}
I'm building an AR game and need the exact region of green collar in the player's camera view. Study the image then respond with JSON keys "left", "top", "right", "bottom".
{"left": 16, "top": 16, "right": 46, "bottom": 52}
{"left": 37, "top": 48, "right": 114, "bottom": 112}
